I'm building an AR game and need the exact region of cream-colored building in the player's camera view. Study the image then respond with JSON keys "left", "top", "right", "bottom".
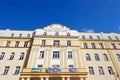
{"left": 0, "top": 24, "right": 120, "bottom": 80}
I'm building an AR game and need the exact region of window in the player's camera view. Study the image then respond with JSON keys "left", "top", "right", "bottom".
{"left": 15, "top": 41, "right": 19, "bottom": 47}
{"left": 11, "top": 33, "right": 14, "bottom": 37}
{"left": 89, "top": 36, "right": 93, "bottom": 39}
{"left": 39, "top": 51, "right": 44, "bottom": 59}
{"left": 42, "top": 40, "right": 46, "bottom": 46}
{"left": 98, "top": 67, "right": 104, "bottom": 75}
{"left": 68, "top": 65, "right": 73, "bottom": 68}
{"left": 95, "top": 54, "right": 100, "bottom": 61}
{"left": 53, "top": 51, "right": 59, "bottom": 59}
{"left": 38, "top": 65, "right": 42, "bottom": 68}
{"left": 6, "top": 41, "right": 11, "bottom": 47}
{"left": 43, "top": 32, "right": 47, "bottom": 36}
{"left": 115, "top": 36, "right": 119, "bottom": 40}
{"left": 111, "top": 43, "right": 116, "bottom": 49}
{"left": 67, "top": 32, "right": 70, "bottom": 36}
{"left": 68, "top": 51, "right": 72, "bottom": 59}
{"left": 19, "top": 53, "right": 24, "bottom": 60}
{"left": 27, "top": 34, "right": 30, "bottom": 37}
{"left": 14, "top": 66, "right": 20, "bottom": 75}
{"left": 108, "top": 67, "right": 114, "bottom": 75}
{"left": 91, "top": 43, "right": 96, "bottom": 49}
{"left": 24, "top": 42, "right": 28, "bottom": 47}
{"left": 88, "top": 67, "right": 94, "bottom": 75}
{"left": 82, "top": 35, "right": 85, "bottom": 39}
{"left": 0, "top": 52, "right": 5, "bottom": 60}
{"left": 67, "top": 41, "right": 71, "bottom": 46}
{"left": 83, "top": 43, "right": 88, "bottom": 48}
{"left": 3, "top": 66, "right": 10, "bottom": 75}
{"left": 19, "top": 34, "right": 22, "bottom": 37}
{"left": 97, "top": 36, "right": 100, "bottom": 39}
{"left": 86, "top": 54, "right": 91, "bottom": 61}
{"left": 55, "top": 32, "right": 59, "bottom": 36}
{"left": 53, "top": 40, "right": 60, "bottom": 46}
{"left": 108, "top": 36, "right": 112, "bottom": 40}
{"left": 99, "top": 43, "right": 104, "bottom": 49}
{"left": 103, "top": 54, "right": 109, "bottom": 61}
{"left": 117, "top": 54, "right": 120, "bottom": 61}
{"left": 9, "top": 52, "right": 15, "bottom": 60}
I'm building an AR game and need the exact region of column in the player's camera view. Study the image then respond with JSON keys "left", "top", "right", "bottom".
{"left": 60, "top": 49, "right": 64, "bottom": 68}
{"left": 73, "top": 49, "right": 78, "bottom": 68}
{"left": 62, "top": 77, "right": 65, "bottom": 80}
{"left": 45, "top": 77, "right": 49, "bottom": 80}
{"left": 80, "top": 78, "right": 84, "bottom": 80}
{"left": 67, "top": 77, "right": 70, "bottom": 80}
{"left": 21, "top": 78, "right": 25, "bottom": 80}
{"left": 40, "top": 77, "right": 44, "bottom": 80}
{"left": 26, "top": 78, "right": 31, "bottom": 80}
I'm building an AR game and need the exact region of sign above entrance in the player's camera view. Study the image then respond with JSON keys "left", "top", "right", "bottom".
{"left": 47, "top": 66, "right": 61, "bottom": 73}
{"left": 31, "top": 68, "right": 41, "bottom": 72}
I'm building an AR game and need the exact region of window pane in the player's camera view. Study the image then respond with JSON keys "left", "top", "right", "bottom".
{"left": 53, "top": 51, "right": 59, "bottom": 59}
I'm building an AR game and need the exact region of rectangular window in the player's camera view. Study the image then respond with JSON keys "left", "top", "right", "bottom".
{"left": 91, "top": 43, "right": 96, "bottom": 49}
{"left": 88, "top": 67, "right": 94, "bottom": 75}
{"left": 111, "top": 43, "right": 116, "bottom": 49}
{"left": 38, "top": 65, "right": 43, "bottom": 68}
{"left": 15, "top": 41, "right": 19, "bottom": 47}
{"left": 67, "top": 41, "right": 71, "bottom": 46}
{"left": 14, "top": 66, "right": 20, "bottom": 75}
{"left": 9, "top": 52, "right": 15, "bottom": 60}
{"left": 53, "top": 40, "right": 60, "bottom": 46}
{"left": 6, "top": 41, "right": 11, "bottom": 47}
{"left": 24, "top": 42, "right": 28, "bottom": 47}
{"left": 83, "top": 43, "right": 88, "bottom": 48}
{"left": 98, "top": 67, "right": 104, "bottom": 75}
{"left": 19, "top": 53, "right": 24, "bottom": 60}
{"left": 108, "top": 67, "right": 114, "bottom": 75}
{"left": 3, "top": 66, "right": 10, "bottom": 75}
{"left": 0, "top": 52, "right": 5, "bottom": 60}
{"left": 99, "top": 43, "right": 104, "bottom": 49}
{"left": 68, "top": 51, "right": 72, "bottom": 59}
{"left": 39, "top": 51, "right": 44, "bottom": 59}
{"left": 42, "top": 40, "right": 46, "bottom": 46}
{"left": 53, "top": 51, "right": 59, "bottom": 59}
{"left": 68, "top": 65, "right": 73, "bottom": 68}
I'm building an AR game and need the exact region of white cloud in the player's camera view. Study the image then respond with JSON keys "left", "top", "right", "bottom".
{"left": 81, "top": 28, "right": 94, "bottom": 32}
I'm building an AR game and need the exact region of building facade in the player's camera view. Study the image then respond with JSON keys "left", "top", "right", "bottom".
{"left": 0, "top": 24, "right": 120, "bottom": 80}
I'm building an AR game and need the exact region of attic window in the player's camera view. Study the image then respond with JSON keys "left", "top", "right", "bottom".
{"left": 67, "top": 32, "right": 70, "bottom": 36}
{"left": 43, "top": 32, "right": 47, "bottom": 36}
{"left": 55, "top": 32, "right": 59, "bottom": 36}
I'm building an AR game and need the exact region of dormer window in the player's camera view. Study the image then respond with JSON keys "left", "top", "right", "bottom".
{"left": 115, "top": 36, "right": 119, "bottom": 40}
{"left": 55, "top": 32, "right": 59, "bottom": 36}
{"left": 19, "top": 34, "right": 22, "bottom": 37}
{"left": 27, "top": 34, "right": 30, "bottom": 37}
{"left": 89, "top": 36, "right": 93, "bottom": 39}
{"left": 67, "top": 32, "right": 70, "bottom": 36}
{"left": 43, "top": 32, "right": 47, "bottom": 36}
{"left": 11, "top": 33, "right": 14, "bottom": 37}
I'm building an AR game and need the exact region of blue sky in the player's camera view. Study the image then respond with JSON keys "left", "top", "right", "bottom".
{"left": 0, "top": 0, "right": 120, "bottom": 33}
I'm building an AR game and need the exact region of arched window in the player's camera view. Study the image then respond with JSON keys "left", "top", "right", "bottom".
{"left": 43, "top": 32, "right": 47, "bottom": 36}
{"left": 9, "top": 52, "right": 15, "bottom": 60}
{"left": 19, "top": 53, "right": 24, "bottom": 60}
{"left": 86, "top": 53, "right": 91, "bottom": 61}
{"left": 0, "top": 52, "right": 5, "bottom": 60}
{"left": 67, "top": 32, "right": 70, "bottom": 36}
{"left": 55, "top": 32, "right": 59, "bottom": 36}
{"left": 11, "top": 33, "right": 14, "bottom": 37}
{"left": 95, "top": 54, "right": 100, "bottom": 61}
{"left": 103, "top": 54, "right": 109, "bottom": 61}
{"left": 117, "top": 54, "right": 120, "bottom": 61}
